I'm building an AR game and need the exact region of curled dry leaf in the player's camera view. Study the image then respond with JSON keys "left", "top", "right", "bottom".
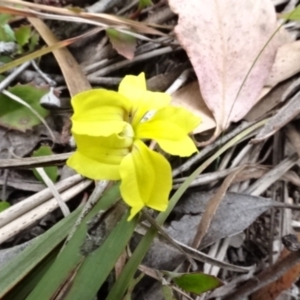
{"left": 171, "top": 81, "right": 216, "bottom": 134}
{"left": 168, "top": 0, "right": 278, "bottom": 136}
{"left": 106, "top": 29, "right": 136, "bottom": 60}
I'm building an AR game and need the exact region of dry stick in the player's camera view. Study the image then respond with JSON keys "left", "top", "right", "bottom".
{"left": 244, "top": 152, "right": 299, "bottom": 196}
{"left": 86, "top": 0, "right": 122, "bottom": 13}
{"left": 0, "top": 61, "right": 31, "bottom": 92}
{"left": 0, "top": 152, "right": 71, "bottom": 169}
{"left": 0, "top": 180, "right": 92, "bottom": 244}
{"left": 28, "top": 17, "right": 91, "bottom": 96}
{"left": 0, "top": 174, "right": 83, "bottom": 228}
{"left": 88, "top": 46, "right": 180, "bottom": 78}
{"left": 172, "top": 121, "right": 254, "bottom": 177}
{"left": 35, "top": 167, "right": 70, "bottom": 217}
{"left": 223, "top": 249, "right": 300, "bottom": 300}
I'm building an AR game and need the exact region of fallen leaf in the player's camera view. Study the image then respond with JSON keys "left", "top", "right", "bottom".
{"left": 265, "top": 41, "right": 300, "bottom": 87}
{"left": 171, "top": 81, "right": 216, "bottom": 134}
{"left": 142, "top": 192, "right": 283, "bottom": 270}
{"left": 168, "top": 0, "right": 278, "bottom": 135}
{"left": 192, "top": 168, "right": 243, "bottom": 249}
{"left": 165, "top": 271, "right": 223, "bottom": 295}
{"left": 106, "top": 28, "right": 136, "bottom": 60}
{"left": 0, "top": 84, "right": 49, "bottom": 132}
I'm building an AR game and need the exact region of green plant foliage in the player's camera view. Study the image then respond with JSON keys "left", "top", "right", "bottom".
{"left": 0, "top": 14, "right": 15, "bottom": 42}
{"left": 166, "top": 272, "right": 223, "bottom": 295}
{"left": 0, "top": 208, "right": 81, "bottom": 299}
{"left": 281, "top": 5, "right": 300, "bottom": 20}
{"left": 0, "top": 23, "right": 15, "bottom": 42}
{"left": 0, "top": 15, "right": 38, "bottom": 54}
{"left": 28, "top": 32, "right": 39, "bottom": 52}
{"left": 161, "top": 285, "right": 176, "bottom": 300}
{"left": 0, "top": 201, "right": 10, "bottom": 212}
{"left": 32, "top": 146, "right": 58, "bottom": 184}
{"left": 0, "top": 14, "right": 11, "bottom": 26}
{"left": 15, "top": 26, "right": 31, "bottom": 47}
{"left": 0, "top": 84, "right": 49, "bottom": 132}
{"left": 26, "top": 184, "right": 135, "bottom": 300}
{"left": 139, "top": 0, "right": 153, "bottom": 9}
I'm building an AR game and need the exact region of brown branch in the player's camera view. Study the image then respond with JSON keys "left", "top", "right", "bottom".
{"left": 223, "top": 250, "right": 300, "bottom": 300}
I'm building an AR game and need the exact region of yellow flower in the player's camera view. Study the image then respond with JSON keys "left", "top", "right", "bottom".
{"left": 67, "top": 73, "right": 201, "bottom": 220}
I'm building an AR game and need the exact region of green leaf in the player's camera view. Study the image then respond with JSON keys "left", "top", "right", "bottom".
{"left": 0, "top": 201, "right": 10, "bottom": 212}
{"left": 63, "top": 209, "right": 138, "bottom": 300}
{"left": 15, "top": 26, "right": 31, "bottom": 47}
{"left": 106, "top": 28, "right": 136, "bottom": 60}
{"left": 0, "top": 84, "right": 49, "bottom": 132}
{"left": 281, "top": 5, "right": 300, "bottom": 20}
{"left": 0, "top": 56, "right": 12, "bottom": 64}
{"left": 26, "top": 184, "right": 126, "bottom": 300}
{"left": 32, "top": 146, "right": 58, "bottom": 184}
{"left": 0, "top": 207, "right": 81, "bottom": 299}
{"left": 3, "top": 247, "right": 58, "bottom": 300}
{"left": 0, "top": 14, "right": 11, "bottom": 26}
{"left": 162, "top": 285, "right": 176, "bottom": 300}
{"left": 139, "top": 0, "right": 153, "bottom": 9}
{"left": 2, "top": 24, "right": 15, "bottom": 42}
{"left": 166, "top": 272, "right": 223, "bottom": 295}
{"left": 0, "top": 39, "right": 70, "bottom": 74}
{"left": 29, "top": 32, "right": 39, "bottom": 52}
{"left": 0, "top": 25, "right": 15, "bottom": 42}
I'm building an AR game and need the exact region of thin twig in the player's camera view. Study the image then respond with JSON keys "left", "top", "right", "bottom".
{"left": 88, "top": 46, "right": 180, "bottom": 78}
{"left": 35, "top": 167, "right": 70, "bottom": 217}
{"left": 0, "top": 61, "right": 31, "bottom": 92}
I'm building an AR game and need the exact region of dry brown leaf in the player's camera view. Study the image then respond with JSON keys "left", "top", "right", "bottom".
{"left": 28, "top": 17, "right": 91, "bottom": 95}
{"left": 168, "top": 0, "right": 278, "bottom": 137}
{"left": 106, "top": 29, "right": 136, "bottom": 60}
{"left": 191, "top": 167, "right": 244, "bottom": 249}
{"left": 171, "top": 81, "right": 216, "bottom": 134}
{"left": 252, "top": 236, "right": 300, "bottom": 300}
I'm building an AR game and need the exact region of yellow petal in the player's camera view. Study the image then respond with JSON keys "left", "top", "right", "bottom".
{"left": 67, "top": 132, "right": 133, "bottom": 180}
{"left": 136, "top": 106, "right": 200, "bottom": 156}
{"left": 67, "top": 151, "right": 121, "bottom": 180}
{"left": 120, "top": 140, "right": 172, "bottom": 220}
{"left": 71, "top": 89, "right": 131, "bottom": 136}
{"left": 118, "top": 73, "right": 171, "bottom": 126}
